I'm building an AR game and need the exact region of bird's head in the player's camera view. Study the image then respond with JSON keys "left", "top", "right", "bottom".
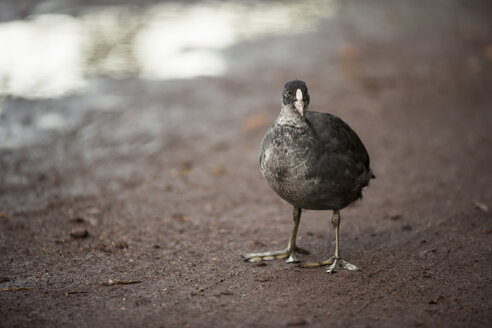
{"left": 282, "top": 79, "right": 310, "bottom": 117}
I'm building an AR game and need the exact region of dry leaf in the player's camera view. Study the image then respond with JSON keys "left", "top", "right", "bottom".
{"left": 473, "top": 201, "right": 489, "bottom": 213}
{"left": 212, "top": 165, "right": 225, "bottom": 176}
{"left": 172, "top": 213, "right": 193, "bottom": 222}
{"left": 169, "top": 161, "right": 193, "bottom": 178}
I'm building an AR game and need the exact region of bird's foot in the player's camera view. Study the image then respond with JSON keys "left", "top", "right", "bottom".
{"left": 302, "top": 257, "right": 359, "bottom": 274}
{"left": 242, "top": 247, "right": 309, "bottom": 264}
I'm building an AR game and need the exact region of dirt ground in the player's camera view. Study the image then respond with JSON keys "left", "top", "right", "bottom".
{"left": 1, "top": 0, "right": 492, "bottom": 327}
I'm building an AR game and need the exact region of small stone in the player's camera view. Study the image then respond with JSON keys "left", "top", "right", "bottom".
{"left": 402, "top": 224, "right": 412, "bottom": 231}
{"left": 70, "top": 228, "right": 88, "bottom": 239}
{"left": 0, "top": 276, "right": 11, "bottom": 283}
{"left": 389, "top": 214, "right": 402, "bottom": 221}
{"left": 86, "top": 207, "right": 101, "bottom": 215}
{"left": 286, "top": 318, "right": 307, "bottom": 326}
{"left": 220, "top": 290, "right": 233, "bottom": 295}
{"left": 255, "top": 276, "right": 271, "bottom": 282}
{"left": 114, "top": 241, "right": 128, "bottom": 249}
{"left": 172, "top": 213, "right": 192, "bottom": 221}
{"left": 428, "top": 295, "right": 443, "bottom": 304}
{"left": 70, "top": 217, "right": 85, "bottom": 224}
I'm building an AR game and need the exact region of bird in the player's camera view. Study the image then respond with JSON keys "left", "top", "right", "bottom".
{"left": 242, "top": 79, "right": 375, "bottom": 273}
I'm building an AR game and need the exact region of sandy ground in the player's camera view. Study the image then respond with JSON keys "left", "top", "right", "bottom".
{"left": 1, "top": 0, "right": 492, "bottom": 327}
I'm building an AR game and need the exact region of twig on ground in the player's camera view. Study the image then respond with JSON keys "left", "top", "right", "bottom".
{"left": 105, "top": 279, "right": 142, "bottom": 286}
{"left": 0, "top": 287, "right": 30, "bottom": 292}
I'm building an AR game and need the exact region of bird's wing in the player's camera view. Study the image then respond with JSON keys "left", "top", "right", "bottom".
{"left": 305, "top": 111, "right": 374, "bottom": 197}
{"left": 306, "top": 111, "right": 371, "bottom": 171}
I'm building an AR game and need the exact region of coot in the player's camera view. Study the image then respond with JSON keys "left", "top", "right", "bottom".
{"left": 243, "top": 80, "right": 374, "bottom": 273}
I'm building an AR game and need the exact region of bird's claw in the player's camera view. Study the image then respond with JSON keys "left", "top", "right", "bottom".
{"left": 242, "top": 247, "right": 309, "bottom": 264}
{"left": 326, "top": 258, "right": 359, "bottom": 274}
{"left": 302, "top": 257, "right": 359, "bottom": 274}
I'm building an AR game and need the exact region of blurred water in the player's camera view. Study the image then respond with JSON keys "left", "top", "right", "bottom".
{"left": 0, "top": 0, "right": 338, "bottom": 99}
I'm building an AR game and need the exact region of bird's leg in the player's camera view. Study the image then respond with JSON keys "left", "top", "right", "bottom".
{"left": 242, "top": 207, "right": 309, "bottom": 263}
{"left": 302, "top": 210, "right": 359, "bottom": 273}
{"left": 285, "top": 207, "right": 309, "bottom": 262}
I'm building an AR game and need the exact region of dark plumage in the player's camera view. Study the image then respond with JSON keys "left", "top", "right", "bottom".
{"left": 243, "top": 79, "right": 374, "bottom": 273}
{"left": 260, "top": 81, "right": 373, "bottom": 210}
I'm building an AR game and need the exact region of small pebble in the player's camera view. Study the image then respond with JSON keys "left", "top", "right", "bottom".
{"left": 390, "top": 214, "right": 402, "bottom": 221}
{"left": 114, "top": 241, "right": 128, "bottom": 249}
{"left": 220, "top": 290, "right": 233, "bottom": 295}
{"left": 70, "top": 217, "right": 85, "bottom": 224}
{"left": 286, "top": 318, "right": 307, "bottom": 326}
{"left": 428, "top": 295, "right": 443, "bottom": 304}
{"left": 70, "top": 228, "right": 88, "bottom": 239}
{"left": 402, "top": 224, "right": 412, "bottom": 231}
{"left": 0, "top": 276, "right": 11, "bottom": 283}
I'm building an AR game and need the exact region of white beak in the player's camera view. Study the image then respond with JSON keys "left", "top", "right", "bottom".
{"left": 294, "top": 89, "right": 304, "bottom": 116}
